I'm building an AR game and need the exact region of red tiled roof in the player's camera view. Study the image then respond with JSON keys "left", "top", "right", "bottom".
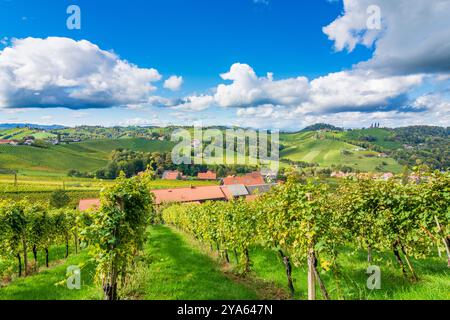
{"left": 78, "top": 199, "right": 100, "bottom": 211}
{"left": 152, "top": 186, "right": 229, "bottom": 205}
{"left": 162, "top": 170, "right": 183, "bottom": 180}
{"left": 197, "top": 171, "right": 217, "bottom": 180}
{"left": 0, "top": 139, "right": 15, "bottom": 144}
{"left": 222, "top": 172, "right": 265, "bottom": 186}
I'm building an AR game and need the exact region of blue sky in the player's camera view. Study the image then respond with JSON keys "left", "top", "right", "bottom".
{"left": 0, "top": 0, "right": 449, "bottom": 130}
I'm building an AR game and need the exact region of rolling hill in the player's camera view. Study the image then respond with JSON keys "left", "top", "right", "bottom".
{"left": 1, "top": 124, "right": 447, "bottom": 176}
{"left": 0, "top": 138, "right": 174, "bottom": 176}
{"left": 279, "top": 131, "right": 403, "bottom": 173}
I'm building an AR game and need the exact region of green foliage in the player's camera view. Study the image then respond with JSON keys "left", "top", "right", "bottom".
{"left": 163, "top": 169, "right": 450, "bottom": 297}
{"left": 85, "top": 172, "right": 155, "bottom": 300}
{"left": 49, "top": 189, "right": 70, "bottom": 208}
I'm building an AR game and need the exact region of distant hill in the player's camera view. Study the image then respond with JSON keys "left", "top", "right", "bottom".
{"left": 0, "top": 123, "right": 66, "bottom": 130}
{"left": 280, "top": 131, "right": 402, "bottom": 173}
{"left": 300, "top": 123, "right": 343, "bottom": 132}
{"left": 0, "top": 138, "right": 174, "bottom": 176}
{"left": 0, "top": 123, "right": 448, "bottom": 176}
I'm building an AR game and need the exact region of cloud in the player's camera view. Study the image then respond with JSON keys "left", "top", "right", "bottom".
{"left": 215, "top": 63, "right": 309, "bottom": 108}
{"left": 0, "top": 37, "right": 162, "bottom": 110}
{"left": 164, "top": 75, "right": 183, "bottom": 91}
{"left": 302, "top": 70, "right": 423, "bottom": 114}
{"left": 323, "top": 0, "right": 450, "bottom": 75}
{"left": 211, "top": 63, "right": 423, "bottom": 115}
{"left": 171, "top": 95, "right": 215, "bottom": 111}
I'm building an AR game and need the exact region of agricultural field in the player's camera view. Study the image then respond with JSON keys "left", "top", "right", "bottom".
{"left": 0, "top": 138, "right": 174, "bottom": 176}
{"left": 280, "top": 131, "right": 403, "bottom": 172}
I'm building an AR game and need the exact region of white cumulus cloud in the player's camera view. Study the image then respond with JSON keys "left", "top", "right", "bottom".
{"left": 164, "top": 75, "right": 183, "bottom": 91}
{"left": 215, "top": 63, "right": 309, "bottom": 108}
{"left": 0, "top": 37, "right": 162, "bottom": 109}
{"left": 323, "top": 0, "right": 450, "bottom": 75}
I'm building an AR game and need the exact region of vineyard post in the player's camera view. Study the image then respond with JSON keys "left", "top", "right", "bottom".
{"left": 307, "top": 247, "right": 316, "bottom": 300}
{"left": 22, "top": 234, "right": 28, "bottom": 276}
{"left": 17, "top": 253, "right": 22, "bottom": 277}
{"left": 367, "top": 245, "right": 373, "bottom": 264}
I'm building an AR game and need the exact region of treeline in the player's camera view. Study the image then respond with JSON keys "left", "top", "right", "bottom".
{"left": 68, "top": 149, "right": 257, "bottom": 180}
{"left": 162, "top": 170, "right": 450, "bottom": 299}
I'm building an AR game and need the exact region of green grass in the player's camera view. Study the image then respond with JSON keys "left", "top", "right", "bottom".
{"left": 1, "top": 225, "right": 448, "bottom": 300}
{"left": 0, "top": 225, "right": 258, "bottom": 300}
{"left": 248, "top": 246, "right": 450, "bottom": 300}
{"left": 137, "top": 225, "right": 259, "bottom": 300}
{"left": 0, "top": 251, "right": 101, "bottom": 300}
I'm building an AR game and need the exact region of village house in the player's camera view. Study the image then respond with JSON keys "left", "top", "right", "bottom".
{"left": 330, "top": 171, "right": 348, "bottom": 179}
{"left": 221, "top": 172, "right": 265, "bottom": 186}
{"left": 0, "top": 139, "right": 19, "bottom": 146}
{"left": 197, "top": 171, "right": 217, "bottom": 180}
{"left": 381, "top": 172, "right": 395, "bottom": 180}
{"left": 162, "top": 170, "right": 186, "bottom": 180}
{"left": 78, "top": 198, "right": 101, "bottom": 211}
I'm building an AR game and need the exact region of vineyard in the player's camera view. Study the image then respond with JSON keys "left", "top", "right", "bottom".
{"left": 0, "top": 169, "right": 449, "bottom": 300}
{"left": 162, "top": 170, "right": 450, "bottom": 299}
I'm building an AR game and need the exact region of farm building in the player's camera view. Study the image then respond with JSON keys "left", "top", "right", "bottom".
{"left": 78, "top": 199, "right": 101, "bottom": 211}
{"left": 0, "top": 139, "right": 19, "bottom": 145}
{"left": 78, "top": 183, "right": 276, "bottom": 210}
{"left": 197, "top": 171, "right": 217, "bottom": 180}
{"left": 221, "top": 172, "right": 265, "bottom": 186}
{"left": 162, "top": 170, "right": 186, "bottom": 180}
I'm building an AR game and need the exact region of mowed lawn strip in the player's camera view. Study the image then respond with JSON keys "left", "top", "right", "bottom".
{"left": 142, "top": 225, "right": 259, "bottom": 300}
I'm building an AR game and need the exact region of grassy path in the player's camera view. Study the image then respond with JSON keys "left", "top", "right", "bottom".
{"left": 137, "top": 225, "right": 259, "bottom": 300}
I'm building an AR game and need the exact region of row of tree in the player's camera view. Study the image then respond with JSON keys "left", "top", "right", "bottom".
{"left": 0, "top": 170, "right": 156, "bottom": 301}
{"left": 0, "top": 201, "right": 89, "bottom": 277}
{"left": 69, "top": 149, "right": 258, "bottom": 180}
{"left": 162, "top": 170, "right": 449, "bottom": 299}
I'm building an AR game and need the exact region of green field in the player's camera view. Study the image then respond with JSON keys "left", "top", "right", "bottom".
{"left": 0, "top": 138, "right": 174, "bottom": 176}
{"left": 280, "top": 131, "right": 402, "bottom": 172}
{"left": 0, "top": 128, "right": 57, "bottom": 141}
